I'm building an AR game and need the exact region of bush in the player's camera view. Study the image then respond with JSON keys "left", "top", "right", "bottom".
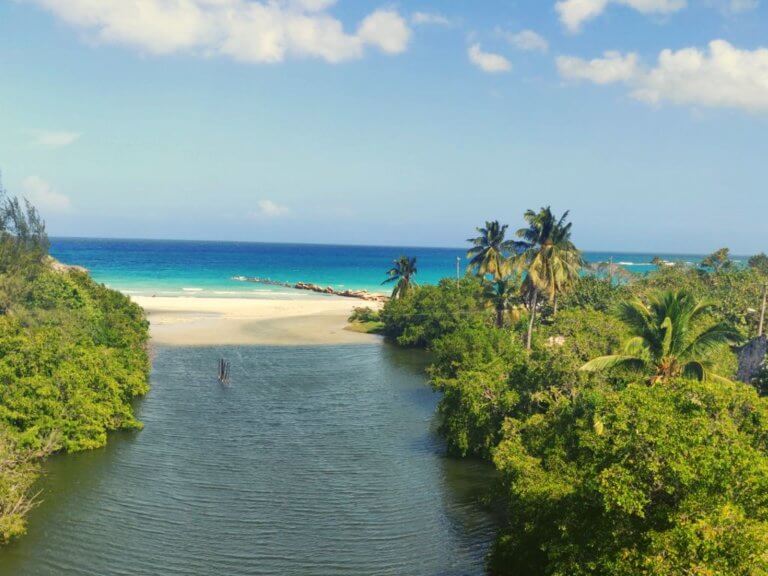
{"left": 490, "top": 378, "right": 768, "bottom": 575}
{"left": 380, "top": 276, "right": 487, "bottom": 348}
{"left": 430, "top": 324, "right": 528, "bottom": 458}
{"left": 348, "top": 307, "right": 381, "bottom": 323}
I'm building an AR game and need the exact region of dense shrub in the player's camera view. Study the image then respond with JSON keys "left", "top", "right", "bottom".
{"left": 0, "top": 192, "right": 149, "bottom": 543}
{"left": 491, "top": 379, "right": 768, "bottom": 575}
{"left": 380, "top": 276, "right": 487, "bottom": 348}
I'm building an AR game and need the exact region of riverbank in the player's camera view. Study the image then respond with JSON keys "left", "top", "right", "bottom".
{"left": 132, "top": 295, "right": 382, "bottom": 346}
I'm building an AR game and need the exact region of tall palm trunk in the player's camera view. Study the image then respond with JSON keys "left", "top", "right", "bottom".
{"left": 496, "top": 305, "right": 504, "bottom": 329}
{"left": 526, "top": 289, "right": 538, "bottom": 350}
{"left": 553, "top": 293, "right": 559, "bottom": 317}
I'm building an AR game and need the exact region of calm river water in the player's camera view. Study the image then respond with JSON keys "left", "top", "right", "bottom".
{"left": 0, "top": 344, "right": 497, "bottom": 575}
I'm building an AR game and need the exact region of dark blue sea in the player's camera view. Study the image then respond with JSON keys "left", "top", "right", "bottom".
{"left": 50, "top": 237, "right": 720, "bottom": 297}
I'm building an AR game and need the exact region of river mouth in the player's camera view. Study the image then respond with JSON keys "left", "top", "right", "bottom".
{"left": 0, "top": 344, "right": 497, "bottom": 576}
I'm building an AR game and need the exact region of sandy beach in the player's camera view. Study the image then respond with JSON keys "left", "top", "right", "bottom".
{"left": 132, "top": 295, "right": 383, "bottom": 347}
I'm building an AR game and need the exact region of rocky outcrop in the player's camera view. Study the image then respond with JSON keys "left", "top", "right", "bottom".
{"left": 233, "top": 277, "right": 388, "bottom": 303}
{"left": 48, "top": 257, "right": 89, "bottom": 274}
{"left": 737, "top": 336, "right": 768, "bottom": 384}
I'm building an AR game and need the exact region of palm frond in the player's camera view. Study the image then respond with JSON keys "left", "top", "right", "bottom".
{"left": 681, "top": 322, "right": 742, "bottom": 360}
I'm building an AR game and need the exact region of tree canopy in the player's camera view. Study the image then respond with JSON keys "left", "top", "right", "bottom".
{"left": 581, "top": 289, "right": 742, "bottom": 385}
{"left": 0, "top": 188, "right": 149, "bottom": 543}
{"left": 378, "top": 210, "right": 768, "bottom": 575}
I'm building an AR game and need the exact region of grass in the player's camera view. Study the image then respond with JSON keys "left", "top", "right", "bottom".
{"left": 345, "top": 321, "right": 385, "bottom": 335}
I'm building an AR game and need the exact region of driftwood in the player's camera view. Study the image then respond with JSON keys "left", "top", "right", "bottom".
{"left": 737, "top": 336, "right": 767, "bottom": 384}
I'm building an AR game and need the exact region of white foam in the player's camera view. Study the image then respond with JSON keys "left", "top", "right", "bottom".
{"left": 182, "top": 288, "right": 204, "bottom": 292}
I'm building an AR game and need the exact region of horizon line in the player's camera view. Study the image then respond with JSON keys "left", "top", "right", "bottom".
{"left": 47, "top": 235, "right": 749, "bottom": 259}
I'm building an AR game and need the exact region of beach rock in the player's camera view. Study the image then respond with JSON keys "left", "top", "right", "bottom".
{"left": 48, "top": 257, "right": 89, "bottom": 275}
{"left": 234, "top": 276, "right": 388, "bottom": 302}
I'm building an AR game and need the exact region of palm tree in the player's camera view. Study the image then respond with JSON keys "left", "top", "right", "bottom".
{"left": 383, "top": 256, "right": 418, "bottom": 299}
{"left": 484, "top": 276, "right": 520, "bottom": 328}
{"left": 580, "top": 290, "right": 741, "bottom": 385}
{"left": 467, "top": 221, "right": 516, "bottom": 281}
{"left": 515, "top": 207, "right": 584, "bottom": 349}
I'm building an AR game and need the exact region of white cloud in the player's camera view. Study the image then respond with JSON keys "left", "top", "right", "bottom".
{"left": 635, "top": 41, "right": 768, "bottom": 111}
{"left": 505, "top": 30, "right": 549, "bottom": 53}
{"left": 468, "top": 44, "right": 511, "bottom": 73}
{"left": 557, "top": 40, "right": 768, "bottom": 113}
{"left": 34, "top": 130, "right": 81, "bottom": 149}
{"left": 557, "top": 51, "right": 639, "bottom": 84}
{"left": 726, "top": 0, "right": 759, "bottom": 13}
{"left": 411, "top": 12, "right": 452, "bottom": 27}
{"left": 25, "top": 0, "right": 411, "bottom": 64}
{"left": 357, "top": 10, "right": 411, "bottom": 55}
{"left": 555, "top": 0, "right": 687, "bottom": 33}
{"left": 21, "top": 176, "right": 72, "bottom": 212}
{"left": 250, "top": 200, "right": 290, "bottom": 219}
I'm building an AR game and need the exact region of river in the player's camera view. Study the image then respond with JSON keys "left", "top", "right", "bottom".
{"left": 0, "top": 344, "right": 497, "bottom": 575}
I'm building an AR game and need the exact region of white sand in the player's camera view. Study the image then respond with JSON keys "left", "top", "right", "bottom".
{"left": 132, "top": 295, "right": 382, "bottom": 347}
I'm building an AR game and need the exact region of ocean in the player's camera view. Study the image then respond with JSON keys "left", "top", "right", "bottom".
{"left": 50, "top": 237, "right": 720, "bottom": 297}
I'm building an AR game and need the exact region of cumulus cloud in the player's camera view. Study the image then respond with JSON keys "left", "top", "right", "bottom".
{"left": 468, "top": 44, "right": 511, "bottom": 73}
{"left": 358, "top": 10, "right": 411, "bottom": 54}
{"left": 25, "top": 0, "right": 411, "bottom": 64}
{"left": 557, "top": 40, "right": 768, "bottom": 113}
{"left": 21, "top": 176, "right": 72, "bottom": 212}
{"left": 557, "top": 51, "right": 639, "bottom": 83}
{"left": 250, "top": 200, "right": 290, "bottom": 219}
{"left": 505, "top": 30, "right": 549, "bottom": 53}
{"left": 556, "top": 0, "right": 687, "bottom": 33}
{"left": 33, "top": 130, "right": 81, "bottom": 149}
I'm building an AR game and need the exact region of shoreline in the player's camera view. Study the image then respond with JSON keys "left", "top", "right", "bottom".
{"left": 132, "top": 294, "right": 383, "bottom": 347}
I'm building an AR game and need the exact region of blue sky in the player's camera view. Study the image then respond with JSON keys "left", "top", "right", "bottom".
{"left": 1, "top": 0, "right": 766, "bottom": 253}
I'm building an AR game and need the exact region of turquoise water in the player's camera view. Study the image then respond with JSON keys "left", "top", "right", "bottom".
{"left": 50, "top": 237, "right": 720, "bottom": 298}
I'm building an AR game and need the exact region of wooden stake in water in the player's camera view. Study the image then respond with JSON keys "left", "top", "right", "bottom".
{"left": 218, "top": 359, "right": 231, "bottom": 385}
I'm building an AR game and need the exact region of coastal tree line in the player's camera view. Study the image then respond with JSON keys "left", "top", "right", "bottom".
{"left": 366, "top": 208, "right": 768, "bottom": 575}
{"left": 0, "top": 187, "right": 150, "bottom": 543}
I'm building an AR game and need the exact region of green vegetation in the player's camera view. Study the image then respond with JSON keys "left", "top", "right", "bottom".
{"left": 749, "top": 252, "right": 768, "bottom": 275}
{"left": 382, "top": 256, "right": 418, "bottom": 299}
{"left": 467, "top": 221, "right": 515, "bottom": 280}
{"left": 700, "top": 247, "right": 734, "bottom": 272}
{"left": 0, "top": 189, "right": 149, "bottom": 543}
{"left": 581, "top": 289, "right": 741, "bottom": 384}
{"left": 346, "top": 307, "right": 385, "bottom": 334}
{"left": 380, "top": 209, "right": 768, "bottom": 575}
{"left": 515, "top": 207, "right": 583, "bottom": 347}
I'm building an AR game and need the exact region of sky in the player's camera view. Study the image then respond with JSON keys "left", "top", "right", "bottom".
{"left": 0, "top": 0, "right": 767, "bottom": 253}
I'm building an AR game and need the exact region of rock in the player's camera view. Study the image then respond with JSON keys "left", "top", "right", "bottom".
{"left": 234, "top": 276, "right": 389, "bottom": 302}
{"left": 737, "top": 336, "right": 768, "bottom": 383}
{"left": 48, "top": 257, "right": 89, "bottom": 274}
